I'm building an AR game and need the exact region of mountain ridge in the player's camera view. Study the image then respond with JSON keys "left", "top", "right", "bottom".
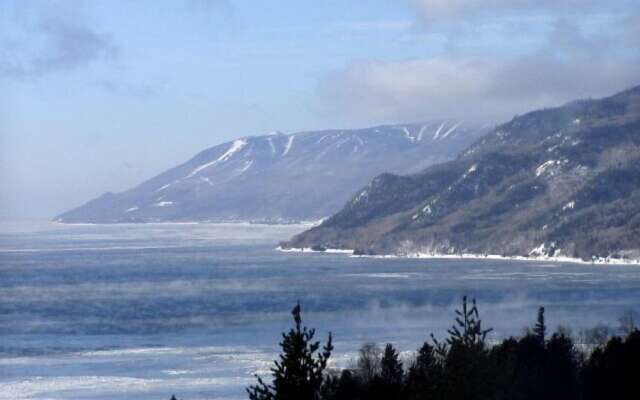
{"left": 283, "top": 85, "right": 640, "bottom": 261}
{"left": 55, "top": 121, "right": 490, "bottom": 223}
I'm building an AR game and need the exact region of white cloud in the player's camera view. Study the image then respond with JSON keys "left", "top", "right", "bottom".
{"left": 320, "top": 53, "right": 639, "bottom": 124}
{"left": 317, "top": 2, "right": 640, "bottom": 125}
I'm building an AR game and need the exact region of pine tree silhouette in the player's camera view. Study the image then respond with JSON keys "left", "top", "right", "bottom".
{"left": 368, "top": 343, "right": 404, "bottom": 400}
{"left": 447, "top": 296, "right": 493, "bottom": 347}
{"left": 440, "top": 296, "right": 494, "bottom": 400}
{"left": 379, "top": 343, "right": 403, "bottom": 387}
{"left": 545, "top": 333, "right": 580, "bottom": 400}
{"left": 406, "top": 343, "right": 440, "bottom": 400}
{"left": 533, "top": 306, "right": 546, "bottom": 345}
{"left": 247, "top": 302, "right": 333, "bottom": 400}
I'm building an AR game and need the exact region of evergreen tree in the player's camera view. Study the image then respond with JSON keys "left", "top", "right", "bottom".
{"left": 581, "top": 336, "right": 625, "bottom": 400}
{"left": 513, "top": 333, "right": 547, "bottom": 400}
{"left": 246, "top": 297, "right": 640, "bottom": 400}
{"left": 405, "top": 343, "right": 440, "bottom": 400}
{"left": 379, "top": 344, "right": 403, "bottom": 387}
{"left": 368, "top": 344, "right": 404, "bottom": 400}
{"left": 533, "top": 306, "right": 546, "bottom": 345}
{"left": 544, "top": 332, "right": 580, "bottom": 400}
{"left": 320, "top": 370, "right": 362, "bottom": 400}
{"left": 247, "top": 302, "right": 333, "bottom": 400}
{"left": 440, "top": 296, "right": 494, "bottom": 400}
{"left": 582, "top": 330, "right": 640, "bottom": 400}
{"left": 488, "top": 338, "right": 520, "bottom": 400}
{"left": 447, "top": 296, "right": 493, "bottom": 348}
{"left": 412, "top": 343, "right": 436, "bottom": 374}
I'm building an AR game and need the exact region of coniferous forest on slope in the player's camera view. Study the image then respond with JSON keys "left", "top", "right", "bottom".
{"left": 167, "top": 298, "right": 639, "bottom": 400}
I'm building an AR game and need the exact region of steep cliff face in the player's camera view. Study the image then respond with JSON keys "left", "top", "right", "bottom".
{"left": 284, "top": 86, "right": 640, "bottom": 261}
{"left": 55, "top": 121, "right": 488, "bottom": 223}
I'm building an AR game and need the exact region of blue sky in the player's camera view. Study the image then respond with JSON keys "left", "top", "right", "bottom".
{"left": 1, "top": 0, "right": 639, "bottom": 219}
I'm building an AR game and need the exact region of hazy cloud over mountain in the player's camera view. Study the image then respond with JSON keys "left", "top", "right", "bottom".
{"left": 321, "top": 0, "right": 640, "bottom": 124}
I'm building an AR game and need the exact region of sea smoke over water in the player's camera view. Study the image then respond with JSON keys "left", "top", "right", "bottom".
{"left": 1, "top": 222, "right": 638, "bottom": 399}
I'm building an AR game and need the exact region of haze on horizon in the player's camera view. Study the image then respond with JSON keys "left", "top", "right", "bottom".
{"left": 1, "top": 0, "right": 639, "bottom": 219}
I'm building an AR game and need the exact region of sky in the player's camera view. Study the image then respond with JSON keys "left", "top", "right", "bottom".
{"left": 1, "top": 0, "right": 639, "bottom": 219}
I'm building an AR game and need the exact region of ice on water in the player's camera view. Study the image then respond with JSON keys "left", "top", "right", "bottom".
{"left": 1, "top": 222, "right": 640, "bottom": 399}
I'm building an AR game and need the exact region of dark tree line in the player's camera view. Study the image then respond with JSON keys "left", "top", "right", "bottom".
{"left": 244, "top": 298, "right": 639, "bottom": 400}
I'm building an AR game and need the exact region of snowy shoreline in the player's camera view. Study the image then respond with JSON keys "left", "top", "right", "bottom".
{"left": 276, "top": 246, "right": 355, "bottom": 254}
{"left": 276, "top": 247, "right": 640, "bottom": 266}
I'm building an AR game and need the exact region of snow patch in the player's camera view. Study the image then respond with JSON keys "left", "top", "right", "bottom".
{"left": 156, "top": 183, "right": 172, "bottom": 192}
{"left": 154, "top": 201, "right": 174, "bottom": 207}
{"left": 237, "top": 160, "right": 254, "bottom": 174}
{"left": 125, "top": 207, "right": 138, "bottom": 213}
{"left": 335, "top": 137, "right": 350, "bottom": 148}
{"left": 441, "top": 122, "right": 460, "bottom": 139}
{"left": 187, "top": 139, "right": 247, "bottom": 178}
{"left": 200, "top": 177, "right": 214, "bottom": 186}
{"left": 432, "top": 122, "right": 445, "bottom": 140}
{"left": 463, "top": 164, "right": 478, "bottom": 178}
{"left": 413, "top": 202, "right": 433, "bottom": 219}
{"left": 535, "top": 159, "right": 566, "bottom": 177}
{"left": 417, "top": 125, "right": 428, "bottom": 141}
{"left": 562, "top": 201, "right": 575, "bottom": 211}
{"left": 402, "top": 126, "right": 416, "bottom": 142}
{"left": 353, "top": 189, "right": 369, "bottom": 204}
{"left": 267, "top": 137, "right": 276, "bottom": 156}
{"left": 283, "top": 135, "right": 295, "bottom": 156}
{"left": 529, "top": 243, "right": 548, "bottom": 257}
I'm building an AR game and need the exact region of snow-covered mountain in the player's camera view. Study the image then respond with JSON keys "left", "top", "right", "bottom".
{"left": 283, "top": 85, "right": 640, "bottom": 261}
{"left": 55, "top": 121, "right": 490, "bottom": 223}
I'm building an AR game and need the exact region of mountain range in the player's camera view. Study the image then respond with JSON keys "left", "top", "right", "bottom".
{"left": 283, "top": 85, "right": 640, "bottom": 261}
{"left": 55, "top": 121, "right": 489, "bottom": 223}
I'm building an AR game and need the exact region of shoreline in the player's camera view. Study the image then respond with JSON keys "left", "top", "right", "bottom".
{"left": 276, "top": 247, "right": 640, "bottom": 266}
{"left": 51, "top": 220, "right": 321, "bottom": 228}
{"left": 276, "top": 246, "right": 355, "bottom": 254}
